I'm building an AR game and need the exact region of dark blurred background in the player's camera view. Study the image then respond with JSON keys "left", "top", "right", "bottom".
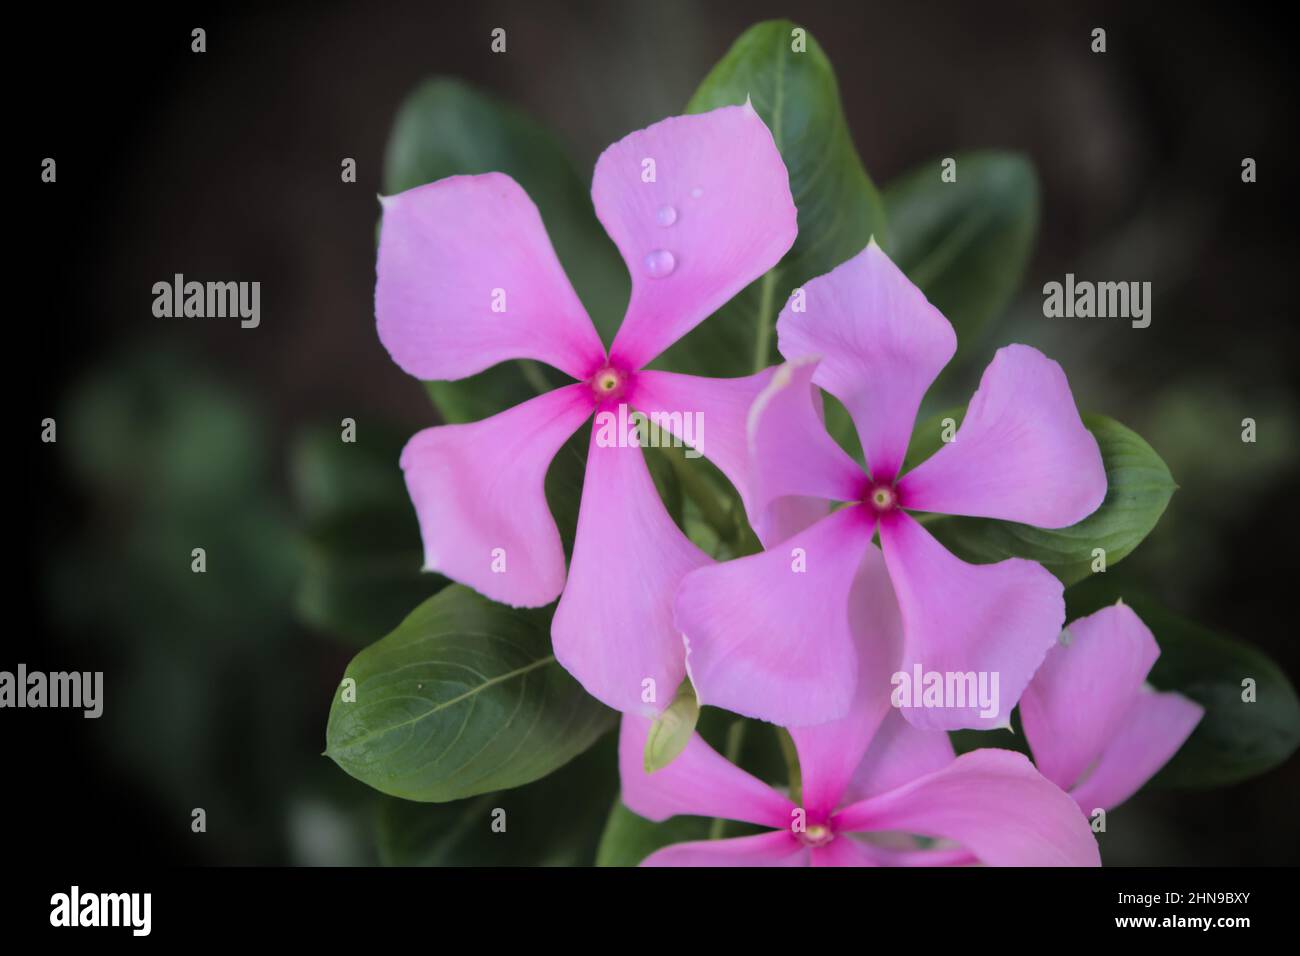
{"left": 16, "top": 1, "right": 1298, "bottom": 865}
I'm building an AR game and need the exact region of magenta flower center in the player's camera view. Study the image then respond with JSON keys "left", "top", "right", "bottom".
{"left": 867, "top": 482, "right": 898, "bottom": 513}
{"left": 798, "top": 822, "right": 835, "bottom": 848}
{"left": 589, "top": 365, "right": 627, "bottom": 401}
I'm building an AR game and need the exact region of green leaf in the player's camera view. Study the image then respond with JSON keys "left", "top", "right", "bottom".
{"left": 422, "top": 365, "right": 545, "bottom": 427}
{"left": 375, "top": 735, "right": 618, "bottom": 866}
{"left": 1066, "top": 582, "right": 1300, "bottom": 790}
{"left": 382, "top": 78, "right": 627, "bottom": 420}
{"left": 644, "top": 681, "right": 700, "bottom": 773}
{"left": 882, "top": 151, "right": 1039, "bottom": 349}
{"left": 325, "top": 586, "right": 613, "bottom": 801}
{"left": 291, "top": 423, "right": 443, "bottom": 642}
{"left": 915, "top": 412, "right": 1176, "bottom": 587}
{"left": 663, "top": 19, "right": 886, "bottom": 378}
{"left": 595, "top": 800, "right": 713, "bottom": 867}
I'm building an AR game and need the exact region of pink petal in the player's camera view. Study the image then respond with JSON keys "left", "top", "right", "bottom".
{"left": 1069, "top": 689, "right": 1204, "bottom": 813}
{"left": 811, "top": 838, "right": 880, "bottom": 867}
{"left": 790, "top": 546, "right": 903, "bottom": 820}
{"left": 619, "top": 715, "right": 795, "bottom": 829}
{"left": 377, "top": 173, "right": 605, "bottom": 382}
{"left": 552, "top": 434, "right": 710, "bottom": 714}
{"left": 835, "top": 749, "right": 1101, "bottom": 867}
{"left": 400, "top": 384, "right": 592, "bottom": 606}
{"left": 641, "top": 832, "right": 808, "bottom": 867}
{"left": 629, "top": 367, "right": 779, "bottom": 512}
{"left": 678, "top": 506, "right": 875, "bottom": 726}
{"left": 814, "top": 833, "right": 975, "bottom": 867}
{"left": 597, "top": 104, "right": 797, "bottom": 370}
{"left": 776, "top": 241, "right": 956, "bottom": 482}
{"left": 760, "top": 497, "right": 835, "bottom": 550}
{"left": 879, "top": 511, "right": 1064, "bottom": 730}
{"left": 859, "top": 844, "right": 980, "bottom": 867}
{"left": 1020, "top": 602, "right": 1161, "bottom": 792}
{"left": 842, "top": 709, "right": 958, "bottom": 805}
{"left": 745, "top": 357, "right": 865, "bottom": 545}
{"left": 898, "top": 344, "right": 1106, "bottom": 528}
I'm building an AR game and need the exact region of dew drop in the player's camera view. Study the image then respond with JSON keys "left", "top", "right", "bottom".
{"left": 656, "top": 204, "right": 678, "bottom": 226}
{"left": 690, "top": 187, "right": 704, "bottom": 199}
{"left": 644, "top": 249, "right": 676, "bottom": 278}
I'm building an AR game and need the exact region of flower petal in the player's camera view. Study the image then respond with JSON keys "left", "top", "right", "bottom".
{"left": 552, "top": 434, "right": 710, "bottom": 714}
{"left": 598, "top": 104, "right": 798, "bottom": 370}
{"left": 898, "top": 344, "right": 1106, "bottom": 528}
{"left": 790, "top": 546, "right": 903, "bottom": 820}
{"left": 746, "top": 357, "right": 865, "bottom": 545}
{"left": 760, "top": 497, "right": 835, "bottom": 550}
{"left": 619, "top": 715, "right": 795, "bottom": 829}
{"left": 400, "top": 384, "right": 592, "bottom": 606}
{"left": 377, "top": 173, "right": 604, "bottom": 381}
{"left": 641, "top": 832, "right": 808, "bottom": 867}
{"left": 834, "top": 749, "right": 1101, "bottom": 867}
{"left": 776, "top": 241, "right": 956, "bottom": 482}
{"left": 1069, "top": 688, "right": 1204, "bottom": 813}
{"left": 855, "top": 843, "right": 979, "bottom": 867}
{"left": 629, "top": 367, "right": 779, "bottom": 512}
{"left": 879, "top": 511, "right": 1064, "bottom": 730}
{"left": 1020, "top": 602, "right": 1161, "bottom": 792}
{"left": 815, "top": 833, "right": 975, "bottom": 867}
{"left": 811, "top": 838, "right": 880, "bottom": 867}
{"left": 678, "top": 506, "right": 874, "bottom": 726}
{"left": 842, "top": 709, "right": 958, "bottom": 805}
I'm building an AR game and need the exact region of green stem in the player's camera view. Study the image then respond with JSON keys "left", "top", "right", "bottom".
{"left": 775, "top": 727, "right": 802, "bottom": 805}
{"left": 518, "top": 359, "right": 553, "bottom": 395}
{"left": 751, "top": 270, "right": 778, "bottom": 374}
{"left": 662, "top": 451, "right": 734, "bottom": 544}
{"left": 709, "top": 720, "right": 749, "bottom": 839}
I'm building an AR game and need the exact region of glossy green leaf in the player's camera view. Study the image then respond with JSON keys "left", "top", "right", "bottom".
{"left": 882, "top": 151, "right": 1039, "bottom": 348}
{"left": 914, "top": 411, "right": 1176, "bottom": 587}
{"left": 326, "top": 586, "right": 613, "bottom": 802}
{"left": 662, "top": 20, "right": 886, "bottom": 378}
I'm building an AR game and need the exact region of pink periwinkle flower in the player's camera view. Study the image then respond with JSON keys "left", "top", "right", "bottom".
{"left": 621, "top": 574, "right": 1100, "bottom": 868}
{"left": 677, "top": 241, "right": 1109, "bottom": 730}
{"left": 375, "top": 104, "right": 797, "bottom": 714}
{"left": 1021, "top": 601, "right": 1204, "bottom": 813}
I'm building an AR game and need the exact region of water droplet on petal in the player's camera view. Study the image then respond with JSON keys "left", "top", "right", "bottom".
{"left": 690, "top": 187, "right": 704, "bottom": 199}
{"left": 656, "top": 204, "right": 678, "bottom": 226}
{"left": 644, "top": 249, "right": 676, "bottom": 278}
